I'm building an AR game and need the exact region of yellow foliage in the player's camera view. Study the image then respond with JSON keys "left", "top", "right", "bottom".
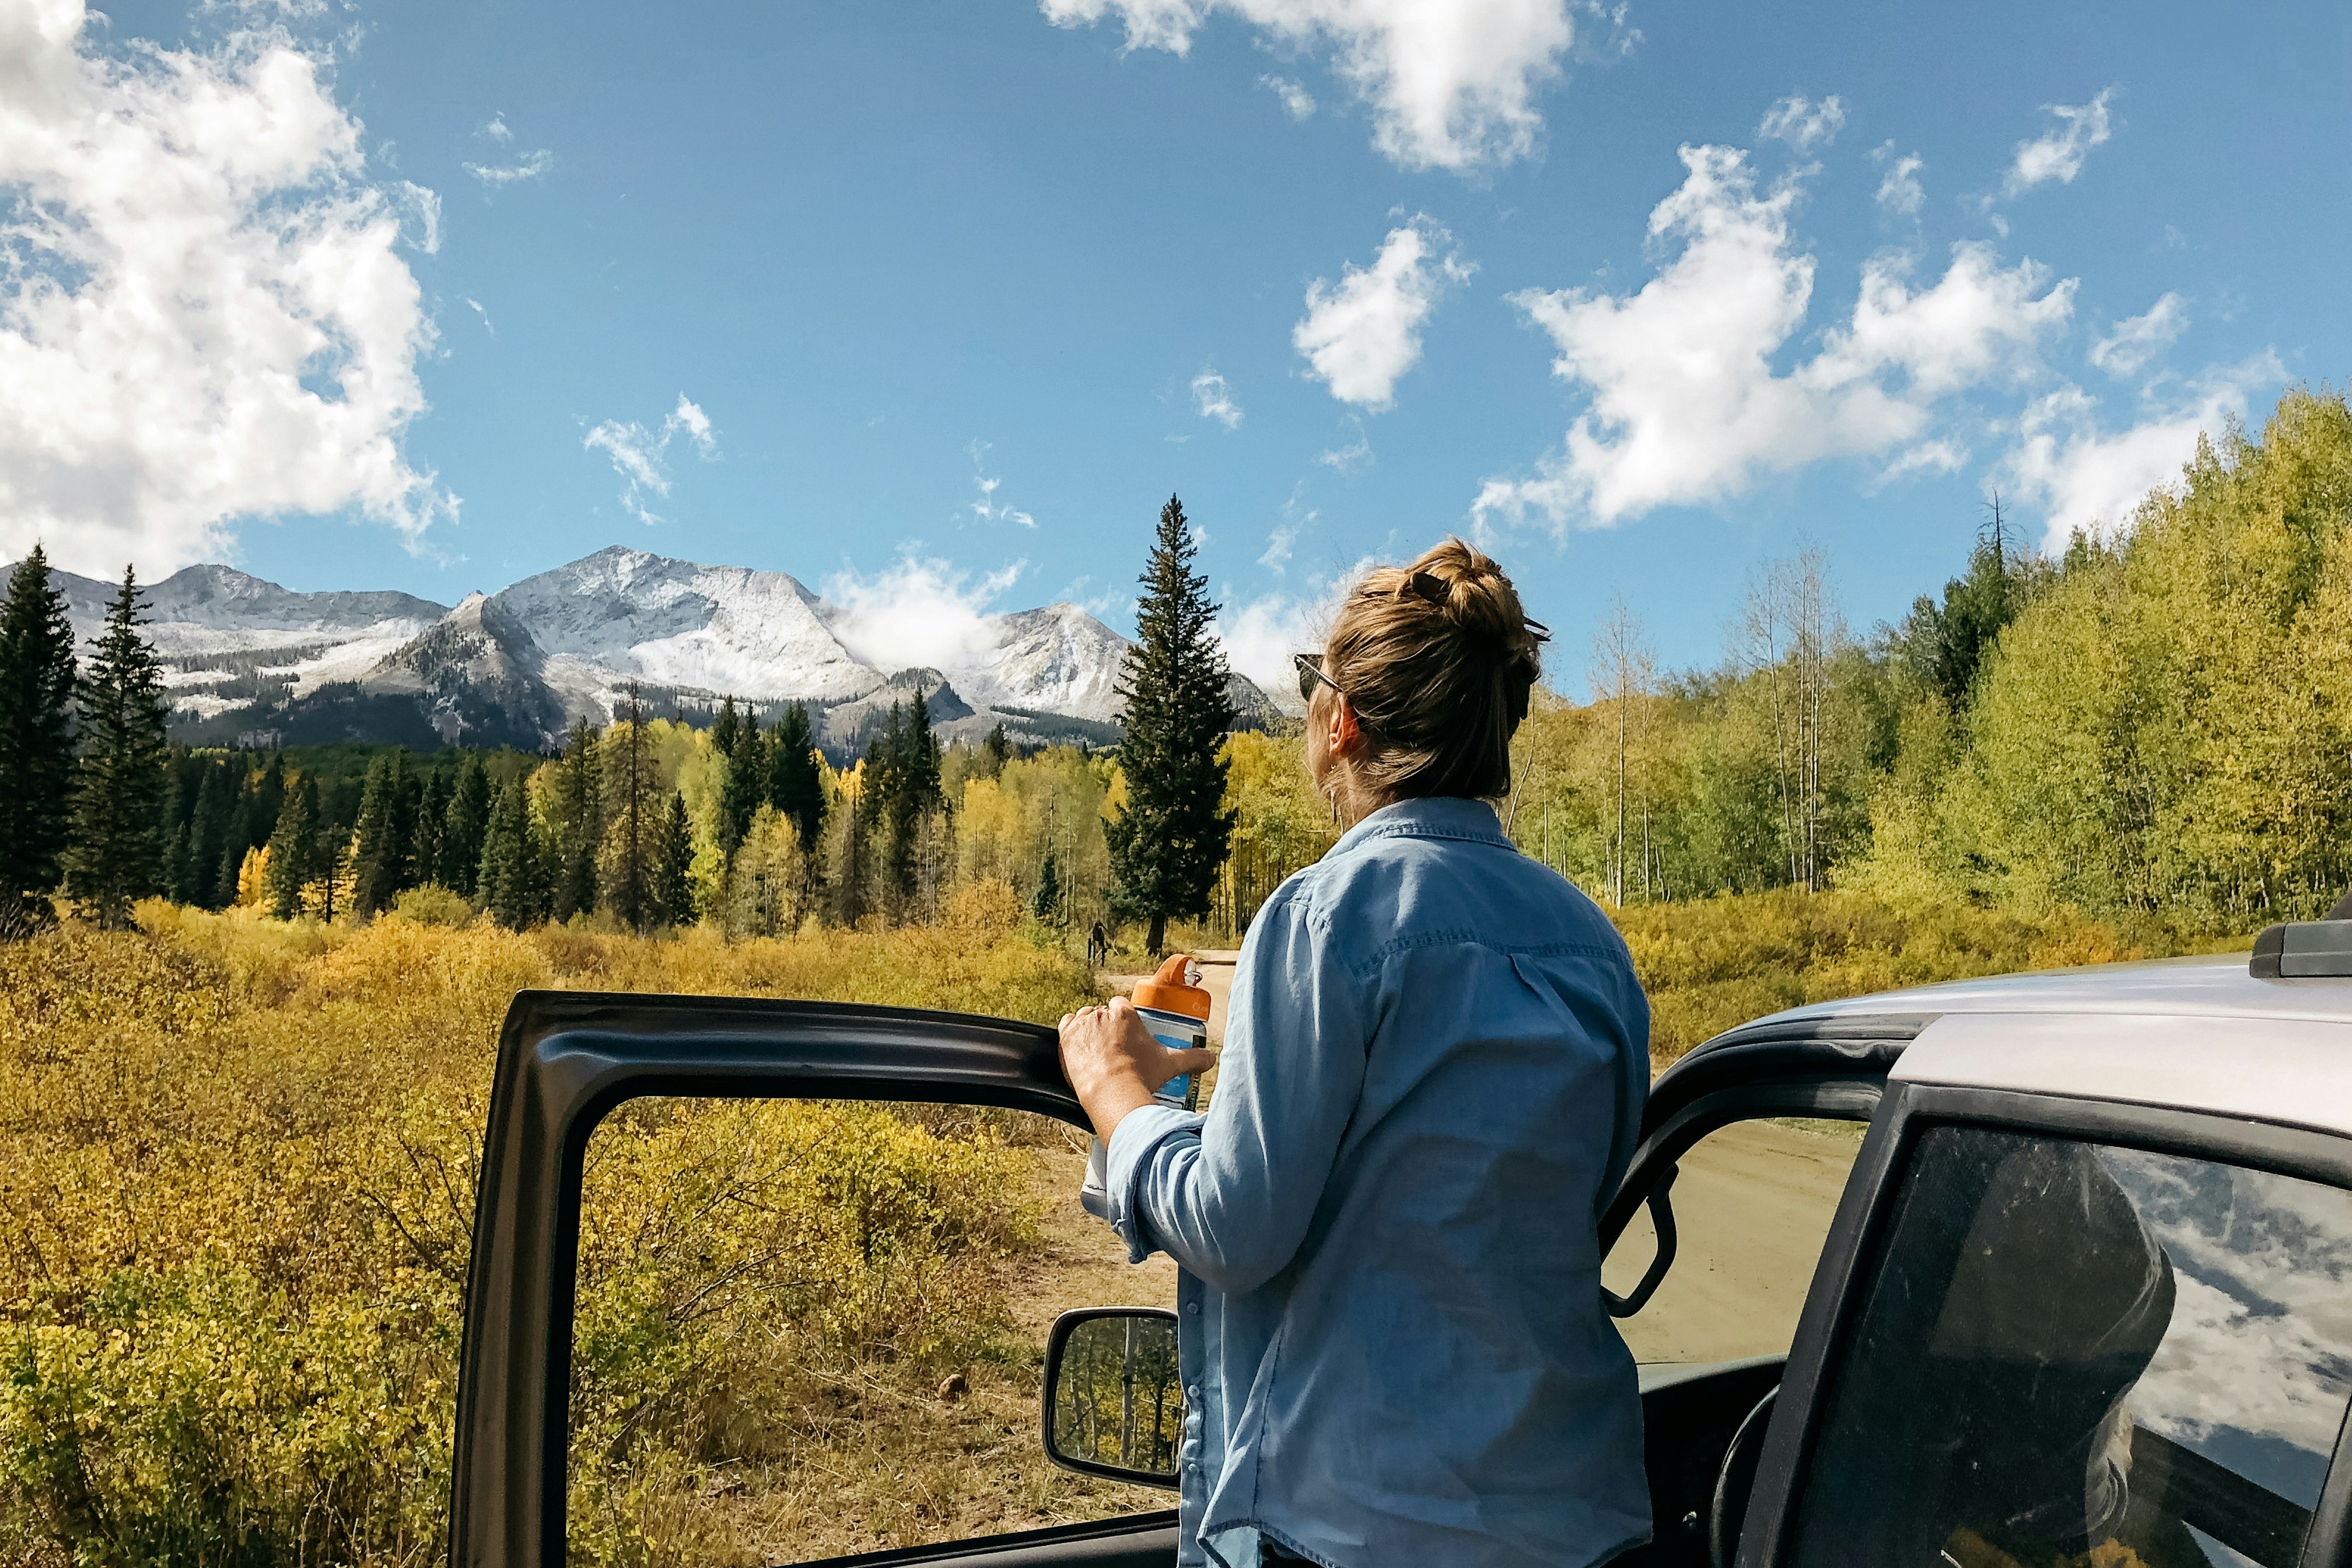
{"left": 0, "top": 911, "right": 1103, "bottom": 1567}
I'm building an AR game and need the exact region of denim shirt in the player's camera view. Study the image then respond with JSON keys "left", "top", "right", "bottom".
{"left": 1100, "top": 797, "right": 1653, "bottom": 1568}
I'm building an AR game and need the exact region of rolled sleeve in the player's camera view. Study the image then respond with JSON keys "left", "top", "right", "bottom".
{"left": 1102, "top": 888, "right": 1370, "bottom": 1295}
{"left": 1104, "top": 1104, "right": 1206, "bottom": 1263}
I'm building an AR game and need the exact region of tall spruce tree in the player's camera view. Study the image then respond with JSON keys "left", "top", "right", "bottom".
{"left": 186, "top": 762, "right": 236, "bottom": 909}
{"left": 414, "top": 767, "right": 452, "bottom": 888}
{"left": 265, "top": 774, "right": 321, "bottom": 921}
{"left": 478, "top": 776, "right": 549, "bottom": 929}
{"left": 652, "top": 790, "right": 695, "bottom": 928}
{"left": 349, "top": 751, "right": 418, "bottom": 917}
{"left": 551, "top": 717, "right": 605, "bottom": 919}
{"left": 0, "top": 547, "right": 80, "bottom": 936}
{"left": 65, "top": 568, "right": 172, "bottom": 930}
{"left": 443, "top": 754, "right": 493, "bottom": 895}
{"left": 766, "top": 702, "right": 827, "bottom": 873}
{"left": 1105, "top": 495, "right": 1236, "bottom": 955}
{"left": 717, "top": 699, "right": 766, "bottom": 858}
{"left": 607, "top": 682, "right": 658, "bottom": 932}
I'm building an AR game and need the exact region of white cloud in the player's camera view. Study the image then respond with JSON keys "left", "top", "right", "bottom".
{"left": 1192, "top": 369, "right": 1244, "bottom": 429}
{"left": 2088, "top": 292, "right": 2188, "bottom": 379}
{"left": 463, "top": 147, "right": 553, "bottom": 188}
{"left": 1260, "top": 73, "right": 1316, "bottom": 119}
{"left": 1472, "top": 146, "right": 2074, "bottom": 530}
{"left": 480, "top": 112, "right": 512, "bottom": 143}
{"left": 1294, "top": 217, "right": 1472, "bottom": 410}
{"left": 1318, "top": 424, "right": 1374, "bottom": 472}
{"left": 583, "top": 394, "right": 719, "bottom": 525}
{"left": 821, "top": 553, "right": 1027, "bottom": 675}
{"left": 1039, "top": 0, "right": 1588, "bottom": 173}
{"left": 967, "top": 440, "right": 1037, "bottom": 528}
{"left": 393, "top": 180, "right": 442, "bottom": 253}
{"left": 0, "top": 1, "right": 454, "bottom": 579}
{"left": 1259, "top": 525, "right": 1297, "bottom": 573}
{"left": 2004, "top": 88, "right": 2115, "bottom": 196}
{"left": 464, "top": 297, "right": 492, "bottom": 332}
{"left": 1212, "top": 556, "right": 1373, "bottom": 713}
{"left": 1871, "top": 142, "right": 1924, "bottom": 217}
{"left": 2003, "top": 352, "right": 2280, "bottom": 548}
{"left": 1756, "top": 93, "right": 1845, "bottom": 153}
{"left": 1877, "top": 439, "right": 1968, "bottom": 484}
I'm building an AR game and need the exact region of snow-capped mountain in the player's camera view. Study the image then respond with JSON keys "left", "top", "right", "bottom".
{"left": 37, "top": 546, "right": 1270, "bottom": 751}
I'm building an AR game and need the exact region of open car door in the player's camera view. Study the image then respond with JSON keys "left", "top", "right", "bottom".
{"left": 1601, "top": 1011, "right": 1928, "bottom": 1568}
{"left": 449, "top": 989, "right": 1180, "bottom": 1568}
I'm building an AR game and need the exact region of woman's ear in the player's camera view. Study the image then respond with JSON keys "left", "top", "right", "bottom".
{"left": 1328, "top": 694, "right": 1364, "bottom": 758}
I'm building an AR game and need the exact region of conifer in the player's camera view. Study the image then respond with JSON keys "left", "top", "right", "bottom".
{"left": 766, "top": 702, "right": 827, "bottom": 868}
{"left": 479, "top": 776, "right": 548, "bottom": 928}
{"left": 979, "top": 721, "right": 1012, "bottom": 779}
{"left": 65, "top": 568, "right": 172, "bottom": 930}
{"left": 718, "top": 701, "right": 765, "bottom": 857}
{"left": 652, "top": 790, "right": 695, "bottom": 928}
{"left": 265, "top": 774, "right": 321, "bottom": 920}
{"left": 349, "top": 751, "right": 417, "bottom": 916}
{"left": 1105, "top": 496, "right": 1236, "bottom": 954}
{"left": 552, "top": 717, "right": 605, "bottom": 920}
{"left": 0, "top": 547, "right": 79, "bottom": 934}
{"left": 443, "top": 754, "right": 493, "bottom": 895}
{"left": 1032, "top": 845, "right": 1063, "bottom": 925}
{"left": 607, "top": 684, "right": 658, "bottom": 932}
{"left": 414, "top": 767, "right": 452, "bottom": 887}
{"left": 187, "top": 762, "right": 236, "bottom": 909}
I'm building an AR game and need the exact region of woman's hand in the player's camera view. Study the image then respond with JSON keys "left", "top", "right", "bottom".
{"left": 1058, "top": 997, "right": 1216, "bottom": 1142}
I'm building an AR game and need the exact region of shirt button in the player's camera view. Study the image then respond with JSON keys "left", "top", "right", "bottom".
{"left": 1186, "top": 1301, "right": 1200, "bottom": 1316}
{"left": 1187, "top": 1385, "right": 1200, "bottom": 1399}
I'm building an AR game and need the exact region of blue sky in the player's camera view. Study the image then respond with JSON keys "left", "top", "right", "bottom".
{"left": 10, "top": 0, "right": 2348, "bottom": 692}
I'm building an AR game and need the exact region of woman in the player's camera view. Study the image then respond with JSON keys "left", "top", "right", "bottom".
{"left": 1059, "top": 538, "right": 1653, "bottom": 1568}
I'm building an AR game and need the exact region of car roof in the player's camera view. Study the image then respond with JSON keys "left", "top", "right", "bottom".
{"left": 1700, "top": 952, "right": 2352, "bottom": 1141}
{"left": 1770, "top": 951, "right": 2352, "bottom": 1028}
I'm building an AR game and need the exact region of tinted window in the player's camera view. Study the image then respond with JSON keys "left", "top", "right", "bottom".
{"left": 1790, "top": 1126, "right": 2352, "bottom": 1568}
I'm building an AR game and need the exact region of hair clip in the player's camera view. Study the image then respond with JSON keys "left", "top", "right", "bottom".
{"left": 1408, "top": 570, "right": 1450, "bottom": 606}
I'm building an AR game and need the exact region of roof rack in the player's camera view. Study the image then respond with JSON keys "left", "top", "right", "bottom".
{"left": 2252, "top": 919, "right": 2352, "bottom": 979}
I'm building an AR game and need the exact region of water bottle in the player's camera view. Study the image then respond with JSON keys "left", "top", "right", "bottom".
{"left": 1080, "top": 953, "right": 1213, "bottom": 1219}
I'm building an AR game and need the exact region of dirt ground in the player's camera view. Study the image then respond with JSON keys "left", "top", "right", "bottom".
{"left": 1065, "top": 951, "right": 1861, "bottom": 1364}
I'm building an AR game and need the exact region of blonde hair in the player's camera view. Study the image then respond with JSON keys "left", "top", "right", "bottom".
{"left": 1325, "top": 537, "right": 1544, "bottom": 801}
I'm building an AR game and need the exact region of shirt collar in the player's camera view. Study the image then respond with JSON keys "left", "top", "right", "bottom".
{"left": 1330, "top": 795, "right": 1511, "bottom": 857}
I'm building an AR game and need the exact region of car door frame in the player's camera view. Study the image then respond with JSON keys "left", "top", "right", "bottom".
{"left": 1731, "top": 1076, "right": 2352, "bottom": 1568}
{"left": 1601, "top": 1012, "right": 1930, "bottom": 1567}
{"left": 449, "top": 988, "right": 1179, "bottom": 1568}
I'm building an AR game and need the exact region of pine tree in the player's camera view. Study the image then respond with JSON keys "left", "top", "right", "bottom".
{"left": 1105, "top": 496, "right": 1236, "bottom": 955}
{"left": 187, "top": 762, "right": 236, "bottom": 910}
{"left": 265, "top": 774, "right": 321, "bottom": 921}
{"left": 652, "top": 790, "right": 695, "bottom": 928}
{"left": 1032, "top": 845, "right": 1063, "bottom": 925}
{"left": 766, "top": 702, "right": 827, "bottom": 877}
{"left": 443, "top": 754, "right": 493, "bottom": 895}
{"left": 979, "top": 721, "right": 1012, "bottom": 779}
{"left": 349, "top": 750, "right": 418, "bottom": 916}
{"left": 607, "top": 683, "right": 658, "bottom": 932}
{"left": 479, "top": 776, "right": 549, "bottom": 929}
{"left": 0, "top": 546, "right": 80, "bottom": 935}
{"left": 552, "top": 717, "right": 606, "bottom": 920}
{"left": 65, "top": 568, "right": 173, "bottom": 930}
{"left": 718, "top": 700, "right": 766, "bottom": 858}
{"left": 414, "top": 766, "right": 452, "bottom": 888}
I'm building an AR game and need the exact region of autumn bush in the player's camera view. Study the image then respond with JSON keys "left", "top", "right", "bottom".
{"left": 0, "top": 905, "right": 1105, "bottom": 1568}
{"left": 1620, "top": 888, "right": 2246, "bottom": 1062}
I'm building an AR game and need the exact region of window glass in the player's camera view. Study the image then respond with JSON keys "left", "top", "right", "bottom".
{"left": 1603, "top": 1115, "right": 1865, "bottom": 1363}
{"left": 1790, "top": 1126, "right": 2352, "bottom": 1568}
{"left": 569, "top": 1098, "right": 1172, "bottom": 1565}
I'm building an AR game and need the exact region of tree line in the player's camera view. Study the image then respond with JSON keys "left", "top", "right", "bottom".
{"left": 0, "top": 494, "right": 1241, "bottom": 949}
{"left": 1510, "top": 384, "right": 2352, "bottom": 927}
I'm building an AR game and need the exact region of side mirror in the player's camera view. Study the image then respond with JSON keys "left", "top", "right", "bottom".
{"left": 1042, "top": 1308, "right": 1184, "bottom": 1489}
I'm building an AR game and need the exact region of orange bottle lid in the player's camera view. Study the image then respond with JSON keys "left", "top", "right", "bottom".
{"left": 1133, "top": 953, "right": 1212, "bottom": 1020}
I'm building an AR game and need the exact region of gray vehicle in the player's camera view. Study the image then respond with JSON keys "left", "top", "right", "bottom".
{"left": 449, "top": 915, "right": 2352, "bottom": 1567}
